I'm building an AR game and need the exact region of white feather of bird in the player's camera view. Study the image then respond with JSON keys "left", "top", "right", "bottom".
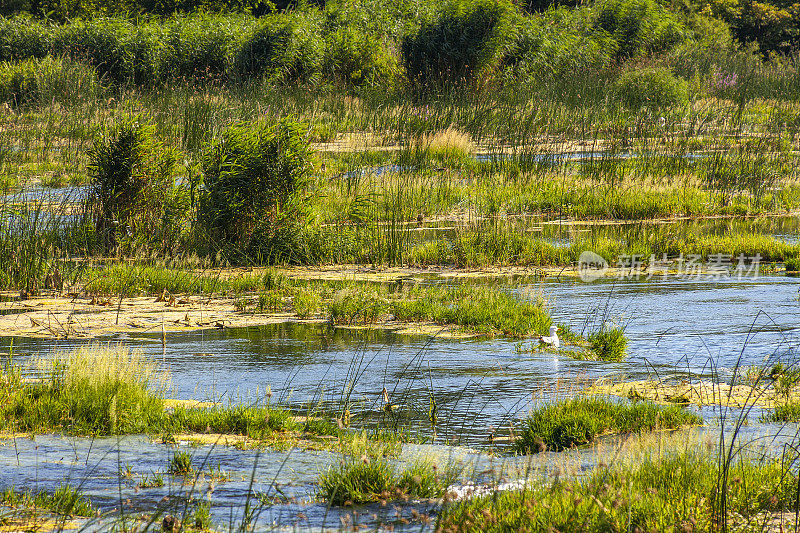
{"left": 539, "top": 326, "right": 560, "bottom": 349}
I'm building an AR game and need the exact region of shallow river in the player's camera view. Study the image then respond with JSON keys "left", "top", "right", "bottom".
{"left": 1, "top": 274, "right": 799, "bottom": 530}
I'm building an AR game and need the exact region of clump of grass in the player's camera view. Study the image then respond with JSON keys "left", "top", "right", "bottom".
{"left": 167, "top": 404, "right": 298, "bottom": 439}
{"left": 392, "top": 285, "right": 550, "bottom": 337}
{"left": 167, "top": 450, "right": 194, "bottom": 475}
{"left": 328, "top": 287, "right": 389, "bottom": 325}
{"left": 515, "top": 397, "right": 701, "bottom": 453}
{"left": 86, "top": 118, "right": 180, "bottom": 254}
{"left": 437, "top": 449, "right": 797, "bottom": 532}
{"left": 293, "top": 287, "right": 321, "bottom": 318}
{"left": 785, "top": 256, "right": 800, "bottom": 273}
{"left": 0, "top": 344, "right": 167, "bottom": 434}
{"left": 587, "top": 324, "right": 628, "bottom": 361}
{"left": 198, "top": 119, "right": 313, "bottom": 264}
{"left": 257, "top": 291, "right": 284, "bottom": 313}
{"left": 1, "top": 485, "right": 96, "bottom": 517}
{"left": 319, "top": 456, "right": 449, "bottom": 506}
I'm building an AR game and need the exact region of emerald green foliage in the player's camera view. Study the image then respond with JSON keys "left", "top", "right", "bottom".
{"left": 401, "top": 0, "right": 517, "bottom": 90}
{"left": 199, "top": 119, "right": 313, "bottom": 263}
{"left": 328, "top": 287, "right": 389, "bottom": 324}
{"left": 160, "top": 14, "right": 255, "bottom": 82}
{"left": 236, "top": 13, "right": 323, "bottom": 84}
{"left": 52, "top": 18, "right": 158, "bottom": 85}
{"left": 392, "top": 285, "right": 551, "bottom": 337}
{"left": 0, "top": 16, "right": 50, "bottom": 61}
{"left": 0, "top": 56, "right": 100, "bottom": 107}
{"left": 613, "top": 68, "right": 689, "bottom": 111}
{"left": 587, "top": 324, "right": 628, "bottom": 361}
{"left": 87, "top": 119, "right": 180, "bottom": 253}
{"left": 0, "top": 485, "right": 96, "bottom": 517}
{"left": 437, "top": 450, "right": 798, "bottom": 532}
{"left": 322, "top": 24, "right": 399, "bottom": 88}
{"left": 293, "top": 287, "right": 321, "bottom": 318}
{"left": 167, "top": 404, "right": 297, "bottom": 438}
{"left": 515, "top": 397, "right": 701, "bottom": 453}
{"left": 0, "top": 344, "right": 300, "bottom": 437}
{"left": 167, "top": 450, "right": 194, "bottom": 475}
{"left": 319, "top": 456, "right": 448, "bottom": 505}
{"left": 786, "top": 256, "right": 800, "bottom": 272}
{"left": 594, "top": 0, "right": 686, "bottom": 59}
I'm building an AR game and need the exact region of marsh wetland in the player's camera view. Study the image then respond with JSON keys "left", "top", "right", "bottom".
{"left": 1, "top": 0, "right": 800, "bottom": 529}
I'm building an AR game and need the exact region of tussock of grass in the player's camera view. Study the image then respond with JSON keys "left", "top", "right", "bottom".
{"left": 0, "top": 344, "right": 167, "bottom": 434}
{"left": 0, "top": 344, "right": 299, "bottom": 438}
{"left": 0, "top": 485, "right": 96, "bottom": 517}
{"left": 167, "top": 405, "right": 297, "bottom": 438}
{"left": 587, "top": 325, "right": 627, "bottom": 361}
{"left": 437, "top": 450, "right": 798, "bottom": 532}
{"left": 319, "top": 456, "right": 449, "bottom": 506}
{"left": 515, "top": 397, "right": 701, "bottom": 453}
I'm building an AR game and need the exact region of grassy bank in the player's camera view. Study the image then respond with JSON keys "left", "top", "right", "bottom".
{"left": 437, "top": 447, "right": 798, "bottom": 532}
{"left": 0, "top": 344, "right": 304, "bottom": 438}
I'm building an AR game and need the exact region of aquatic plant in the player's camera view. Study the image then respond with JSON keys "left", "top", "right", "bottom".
{"left": 319, "top": 455, "right": 449, "bottom": 506}
{"left": 0, "top": 344, "right": 167, "bottom": 434}
{"left": 515, "top": 397, "right": 701, "bottom": 453}
{"left": 0, "top": 485, "right": 96, "bottom": 517}
{"left": 587, "top": 324, "right": 628, "bottom": 361}
{"left": 167, "top": 451, "right": 194, "bottom": 475}
{"left": 86, "top": 118, "right": 179, "bottom": 253}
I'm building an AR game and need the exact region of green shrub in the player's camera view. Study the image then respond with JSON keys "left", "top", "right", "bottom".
{"left": 198, "top": 119, "right": 313, "bottom": 264}
{"left": 401, "top": 0, "right": 516, "bottom": 91}
{"left": 319, "top": 456, "right": 448, "bottom": 506}
{"left": 168, "top": 451, "right": 194, "bottom": 475}
{"left": 86, "top": 119, "right": 178, "bottom": 252}
{"left": 328, "top": 287, "right": 388, "bottom": 324}
{"left": 786, "top": 256, "right": 800, "bottom": 272}
{"left": 160, "top": 14, "right": 254, "bottom": 82}
{"left": 293, "top": 287, "right": 321, "bottom": 318}
{"left": 0, "top": 16, "right": 51, "bottom": 61}
{"left": 595, "top": 0, "right": 686, "bottom": 59}
{"left": 0, "top": 56, "right": 101, "bottom": 108}
{"left": 235, "top": 13, "right": 323, "bottom": 84}
{"left": 613, "top": 67, "right": 689, "bottom": 111}
{"left": 323, "top": 25, "right": 399, "bottom": 88}
{"left": 0, "top": 344, "right": 167, "bottom": 435}
{"left": 53, "top": 18, "right": 158, "bottom": 85}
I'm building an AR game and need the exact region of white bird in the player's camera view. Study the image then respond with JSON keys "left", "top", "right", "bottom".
{"left": 539, "top": 326, "right": 560, "bottom": 349}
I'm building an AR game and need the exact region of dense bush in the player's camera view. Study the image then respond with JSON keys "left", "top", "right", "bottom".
{"left": 0, "top": 56, "right": 101, "bottom": 107}
{"left": 198, "top": 119, "right": 313, "bottom": 263}
{"left": 86, "top": 119, "right": 178, "bottom": 252}
{"left": 0, "top": 16, "right": 50, "bottom": 61}
{"left": 401, "top": 0, "right": 517, "bottom": 91}
{"left": 235, "top": 12, "right": 323, "bottom": 83}
{"left": 594, "top": 0, "right": 687, "bottom": 59}
{"left": 159, "top": 14, "right": 255, "bottom": 82}
{"left": 503, "top": 9, "right": 615, "bottom": 83}
{"left": 52, "top": 18, "right": 158, "bottom": 85}
{"left": 612, "top": 67, "right": 689, "bottom": 110}
{"left": 322, "top": 25, "right": 399, "bottom": 88}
